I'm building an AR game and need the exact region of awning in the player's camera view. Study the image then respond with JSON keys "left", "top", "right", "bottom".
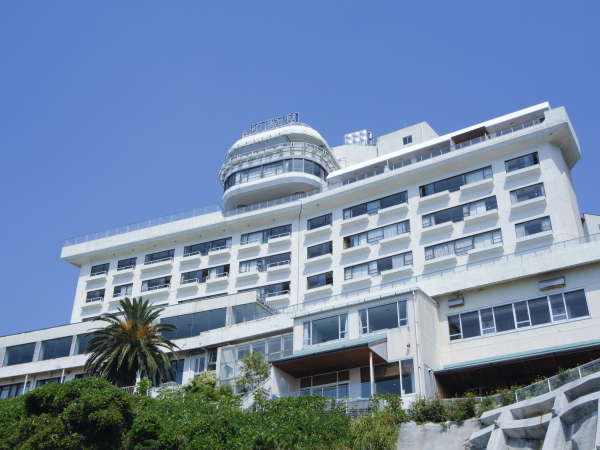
{"left": 272, "top": 334, "right": 387, "bottom": 377}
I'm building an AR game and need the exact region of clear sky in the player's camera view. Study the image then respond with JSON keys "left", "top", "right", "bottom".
{"left": 0, "top": 1, "right": 598, "bottom": 335}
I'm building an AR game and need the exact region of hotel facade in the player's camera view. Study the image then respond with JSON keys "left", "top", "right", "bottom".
{"left": 2, "top": 103, "right": 600, "bottom": 403}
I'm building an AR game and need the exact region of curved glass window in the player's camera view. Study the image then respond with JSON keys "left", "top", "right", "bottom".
{"left": 224, "top": 158, "right": 327, "bottom": 190}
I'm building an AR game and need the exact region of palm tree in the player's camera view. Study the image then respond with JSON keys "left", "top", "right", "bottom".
{"left": 84, "top": 297, "right": 179, "bottom": 386}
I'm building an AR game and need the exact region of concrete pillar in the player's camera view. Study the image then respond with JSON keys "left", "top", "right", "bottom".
{"left": 369, "top": 351, "right": 375, "bottom": 396}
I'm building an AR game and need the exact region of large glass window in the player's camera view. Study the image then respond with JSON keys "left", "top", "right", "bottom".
{"left": 245, "top": 282, "right": 291, "bottom": 301}
{"left": 360, "top": 300, "right": 408, "bottom": 333}
{"left": 141, "top": 276, "right": 171, "bottom": 292}
{"left": 344, "top": 220, "right": 410, "bottom": 248}
{"left": 40, "top": 336, "right": 72, "bottom": 360}
{"left": 161, "top": 308, "right": 227, "bottom": 340}
{"left": 224, "top": 158, "right": 328, "bottom": 190}
{"left": 307, "top": 272, "right": 333, "bottom": 289}
{"left": 510, "top": 183, "right": 545, "bottom": 203}
{"left": 181, "top": 270, "right": 202, "bottom": 284}
{"left": 113, "top": 283, "right": 133, "bottom": 298}
{"left": 0, "top": 382, "right": 26, "bottom": 399}
{"left": 241, "top": 225, "right": 291, "bottom": 245}
{"left": 419, "top": 166, "right": 492, "bottom": 197}
{"left": 422, "top": 196, "right": 497, "bottom": 228}
{"left": 86, "top": 289, "right": 105, "bottom": 302}
{"left": 232, "top": 302, "right": 272, "bottom": 324}
{"left": 183, "top": 238, "right": 232, "bottom": 257}
{"left": 343, "top": 192, "right": 407, "bottom": 219}
{"left": 144, "top": 249, "right": 174, "bottom": 264}
{"left": 307, "top": 213, "right": 332, "bottom": 230}
{"left": 447, "top": 290, "right": 589, "bottom": 340}
{"left": 425, "top": 229, "right": 502, "bottom": 260}
{"left": 239, "top": 252, "right": 291, "bottom": 273}
{"left": 360, "top": 360, "right": 414, "bottom": 396}
{"left": 117, "top": 257, "right": 137, "bottom": 271}
{"left": 516, "top": 216, "right": 552, "bottom": 238}
{"left": 170, "top": 359, "right": 185, "bottom": 384}
{"left": 75, "top": 333, "right": 94, "bottom": 355}
{"left": 4, "top": 343, "right": 36, "bottom": 366}
{"left": 90, "top": 263, "right": 109, "bottom": 276}
{"left": 300, "top": 370, "right": 349, "bottom": 399}
{"left": 344, "top": 252, "right": 413, "bottom": 280}
{"left": 304, "top": 314, "right": 348, "bottom": 345}
{"left": 505, "top": 152, "right": 539, "bottom": 172}
{"left": 307, "top": 241, "right": 332, "bottom": 259}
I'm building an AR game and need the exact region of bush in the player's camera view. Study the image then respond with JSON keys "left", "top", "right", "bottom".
{"left": 351, "top": 395, "right": 407, "bottom": 450}
{"left": 408, "top": 397, "right": 447, "bottom": 424}
{"left": 10, "top": 377, "right": 133, "bottom": 449}
{"left": 0, "top": 396, "right": 25, "bottom": 449}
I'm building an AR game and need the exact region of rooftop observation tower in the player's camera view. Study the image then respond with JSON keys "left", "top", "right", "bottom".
{"left": 218, "top": 113, "right": 340, "bottom": 211}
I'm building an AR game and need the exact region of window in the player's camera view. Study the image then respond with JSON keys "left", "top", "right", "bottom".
{"left": 447, "top": 290, "right": 589, "bottom": 340}
{"left": 161, "top": 308, "right": 227, "bottom": 340}
{"left": 0, "top": 382, "right": 26, "bottom": 399}
{"left": 419, "top": 166, "right": 492, "bottom": 197}
{"left": 307, "top": 241, "right": 332, "bottom": 259}
{"left": 360, "top": 300, "right": 408, "bottom": 333}
{"left": 510, "top": 183, "right": 545, "bottom": 203}
{"left": 307, "top": 272, "right": 333, "bottom": 289}
{"left": 40, "top": 336, "right": 72, "bottom": 360}
{"left": 505, "top": 152, "right": 539, "bottom": 172}
{"left": 144, "top": 249, "right": 174, "bottom": 264}
{"left": 4, "top": 343, "right": 36, "bottom": 366}
{"left": 344, "top": 220, "right": 410, "bottom": 248}
{"left": 516, "top": 216, "right": 552, "bottom": 238}
{"left": 86, "top": 289, "right": 105, "bottom": 302}
{"left": 402, "top": 135, "right": 413, "bottom": 145}
{"left": 241, "top": 225, "right": 291, "bottom": 245}
{"left": 344, "top": 252, "right": 413, "bottom": 280}
{"left": 117, "top": 257, "right": 136, "bottom": 271}
{"left": 170, "top": 359, "right": 185, "bottom": 384}
{"left": 36, "top": 377, "right": 61, "bottom": 387}
{"left": 422, "top": 196, "right": 497, "bottom": 228}
{"left": 224, "top": 158, "right": 328, "bottom": 190}
{"left": 257, "top": 282, "right": 290, "bottom": 300}
{"left": 183, "top": 238, "right": 232, "bottom": 257}
{"left": 299, "top": 370, "right": 349, "bottom": 399}
{"left": 75, "top": 333, "right": 93, "bottom": 355}
{"left": 303, "top": 313, "right": 348, "bottom": 345}
{"left": 307, "top": 213, "right": 332, "bottom": 230}
{"left": 113, "top": 283, "right": 133, "bottom": 297}
{"left": 181, "top": 270, "right": 202, "bottom": 284}
{"left": 360, "top": 360, "right": 415, "bottom": 396}
{"left": 232, "top": 303, "right": 272, "bottom": 324}
{"left": 90, "top": 263, "right": 109, "bottom": 276}
{"left": 141, "top": 276, "right": 171, "bottom": 292}
{"left": 205, "top": 264, "right": 229, "bottom": 281}
{"left": 239, "top": 252, "right": 291, "bottom": 273}
{"left": 343, "top": 192, "right": 407, "bottom": 219}
{"left": 425, "top": 229, "right": 502, "bottom": 260}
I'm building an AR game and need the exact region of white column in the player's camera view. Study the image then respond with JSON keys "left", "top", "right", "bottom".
{"left": 369, "top": 351, "right": 375, "bottom": 397}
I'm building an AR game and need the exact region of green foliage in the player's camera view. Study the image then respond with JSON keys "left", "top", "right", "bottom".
{"left": 236, "top": 352, "right": 269, "bottom": 394}
{"left": 444, "top": 394, "right": 477, "bottom": 423}
{"left": 182, "top": 371, "right": 237, "bottom": 405}
{"left": 135, "top": 378, "right": 152, "bottom": 396}
{"left": 0, "top": 396, "right": 25, "bottom": 449}
{"left": 351, "top": 395, "right": 406, "bottom": 450}
{"left": 84, "top": 297, "right": 179, "bottom": 386}
{"left": 5, "top": 377, "right": 132, "bottom": 450}
{"left": 408, "top": 397, "right": 447, "bottom": 424}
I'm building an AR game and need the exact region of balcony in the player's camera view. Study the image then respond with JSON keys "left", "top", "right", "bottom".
{"left": 459, "top": 177, "right": 494, "bottom": 195}
{"left": 463, "top": 209, "right": 499, "bottom": 225}
{"left": 239, "top": 240, "right": 263, "bottom": 252}
{"left": 266, "top": 260, "right": 291, "bottom": 273}
{"left": 468, "top": 242, "right": 504, "bottom": 258}
{"left": 341, "top": 245, "right": 370, "bottom": 258}
{"left": 205, "top": 273, "right": 229, "bottom": 286}
{"left": 87, "top": 272, "right": 108, "bottom": 282}
{"left": 510, "top": 196, "right": 547, "bottom": 212}
{"left": 421, "top": 221, "right": 454, "bottom": 236}
{"left": 378, "top": 202, "right": 408, "bottom": 218}
{"left": 418, "top": 191, "right": 450, "bottom": 207}
{"left": 141, "top": 284, "right": 171, "bottom": 296}
{"left": 423, "top": 254, "right": 457, "bottom": 268}
{"left": 516, "top": 230, "right": 554, "bottom": 246}
{"left": 305, "top": 284, "right": 333, "bottom": 297}
{"left": 268, "top": 232, "right": 292, "bottom": 246}
{"left": 304, "top": 225, "right": 331, "bottom": 239}
{"left": 341, "top": 276, "right": 372, "bottom": 289}
{"left": 341, "top": 215, "right": 369, "bottom": 229}
{"left": 208, "top": 246, "right": 231, "bottom": 259}
{"left": 505, "top": 164, "right": 541, "bottom": 182}
{"left": 236, "top": 270, "right": 260, "bottom": 281}
{"left": 379, "top": 265, "right": 413, "bottom": 280}
{"left": 305, "top": 254, "right": 333, "bottom": 266}
{"left": 263, "top": 290, "right": 290, "bottom": 307}
{"left": 378, "top": 233, "right": 410, "bottom": 247}
{"left": 181, "top": 252, "right": 202, "bottom": 263}
{"left": 141, "top": 257, "right": 173, "bottom": 271}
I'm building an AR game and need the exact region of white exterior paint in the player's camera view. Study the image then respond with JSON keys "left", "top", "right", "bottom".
{"left": 2, "top": 103, "right": 600, "bottom": 401}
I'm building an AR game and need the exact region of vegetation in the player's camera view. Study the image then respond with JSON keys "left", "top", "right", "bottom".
{"left": 236, "top": 352, "right": 269, "bottom": 394}
{"left": 84, "top": 297, "right": 179, "bottom": 386}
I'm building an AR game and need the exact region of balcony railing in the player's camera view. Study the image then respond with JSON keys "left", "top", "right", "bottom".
{"left": 142, "top": 283, "right": 170, "bottom": 292}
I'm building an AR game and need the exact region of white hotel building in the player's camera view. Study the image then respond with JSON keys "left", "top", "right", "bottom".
{"left": 2, "top": 103, "right": 600, "bottom": 402}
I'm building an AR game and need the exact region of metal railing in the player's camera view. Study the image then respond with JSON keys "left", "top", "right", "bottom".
{"left": 224, "top": 190, "right": 320, "bottom": 216}
{"left": 267, "top": 260, "right": 291, "bottom": 270}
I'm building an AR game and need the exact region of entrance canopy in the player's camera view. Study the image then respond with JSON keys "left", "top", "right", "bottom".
{"left": 272, "top": 334, "right": 387, "bottom": 378}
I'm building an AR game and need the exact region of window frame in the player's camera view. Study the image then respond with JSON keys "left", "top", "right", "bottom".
{"left": 359, "top": 299, "right": 408, "bottom": 334}
{"left": 342, "top": 191, "right": 407, "bottom": 220}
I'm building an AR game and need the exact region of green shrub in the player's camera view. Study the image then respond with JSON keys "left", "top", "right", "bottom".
{"left": 0, "top": 396, "right": 25, "bottom": 449}
{"left": 408, "top": 397, "right": 447, "bottom": 424}
{"left": 11, "top": 377, "right": 133, "bottom": 450}
{"left": 351, "top": 395, "right": 407, "bottom": 450}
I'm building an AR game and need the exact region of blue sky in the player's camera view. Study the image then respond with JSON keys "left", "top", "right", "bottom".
{"left": 1, "top": 1, "right": 598, "bottom": 335}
